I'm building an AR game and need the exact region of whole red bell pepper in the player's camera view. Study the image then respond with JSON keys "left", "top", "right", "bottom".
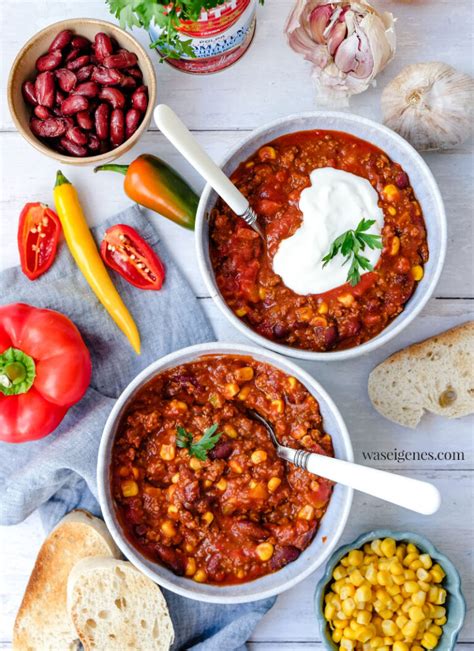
{"left": 0, "top": 303, "right": 92, "bottom": 443}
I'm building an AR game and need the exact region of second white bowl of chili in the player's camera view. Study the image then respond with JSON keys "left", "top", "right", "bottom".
{"left": 97, "top": 342, "right": 353, "bottom": 603}
{"left": 195, "top": 112, "right": 447, "bottom": 360}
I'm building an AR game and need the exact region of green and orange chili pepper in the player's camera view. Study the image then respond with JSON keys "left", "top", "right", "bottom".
{"left": 94, "top": 154, "right": 198, "bottom": 230}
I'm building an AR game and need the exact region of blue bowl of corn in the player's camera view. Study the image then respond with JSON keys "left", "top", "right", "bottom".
{"left": 314, "top": 530, "right": 465, "bottom": 651}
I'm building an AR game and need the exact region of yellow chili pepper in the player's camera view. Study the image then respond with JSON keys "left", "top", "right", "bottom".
{"left": 53, "top": 171, "right": 140, "bottom": 354}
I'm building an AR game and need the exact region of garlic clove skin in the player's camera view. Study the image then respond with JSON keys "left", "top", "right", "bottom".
{"left": 309, "top": 5, "right": 333, "bottom": 44}
{"left": 382, "top": 62, "right": 474, "bottom": 151}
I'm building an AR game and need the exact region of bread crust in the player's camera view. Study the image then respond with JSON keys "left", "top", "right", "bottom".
{"left": 368, "top": 322, "right": 474, "bottom": 428}
{"left": 13, "top": 510, "right": 121, "bottom": 650}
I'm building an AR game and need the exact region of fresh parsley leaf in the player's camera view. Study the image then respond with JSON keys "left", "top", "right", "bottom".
{"left": 322, "top": 218, "right": 383, "bottom": 286}
{"left": 175, "top": 423, "right": 222, "bottom": 461}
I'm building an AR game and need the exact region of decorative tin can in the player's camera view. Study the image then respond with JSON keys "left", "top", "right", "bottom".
{"left": 149, "top": 0, "right": 257, "bottom": 74}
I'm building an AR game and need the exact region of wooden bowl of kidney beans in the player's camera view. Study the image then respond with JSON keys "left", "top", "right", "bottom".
{"left": 8, "top": 18, "right": 156, "bottom": 165}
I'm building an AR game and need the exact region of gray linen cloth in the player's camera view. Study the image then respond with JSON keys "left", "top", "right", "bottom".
{"left": 0, "top": 204, "right": 275, "bottom": 650}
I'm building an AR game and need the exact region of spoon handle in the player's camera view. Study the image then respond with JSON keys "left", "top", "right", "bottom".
{"left": 154, "top": 104, "right": 249, "bottom": 216}
{"left": 278, "top": 447, "right": 441, "bottom": 515}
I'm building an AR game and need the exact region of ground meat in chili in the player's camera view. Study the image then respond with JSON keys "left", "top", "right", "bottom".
{"left": 209, "top": 130, "right": 429, "bottom": 352}
{"left": 111, "top": 355, "right": 334, "bottom": 585}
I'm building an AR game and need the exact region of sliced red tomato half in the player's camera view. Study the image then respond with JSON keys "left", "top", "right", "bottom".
{"left": 18, "top": 203, "right": 62, "bottom": 280}
{"left": 100, "top": 224, "right": 166, "bottom": 291}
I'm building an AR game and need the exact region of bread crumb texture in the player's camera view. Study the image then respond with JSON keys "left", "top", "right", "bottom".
{"left": 368, "top": 322, "right": 474, "bottom": 427}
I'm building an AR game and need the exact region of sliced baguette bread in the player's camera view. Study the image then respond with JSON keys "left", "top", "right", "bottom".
{"left": 67, "top": 558, "right": 174, "bottom": 651}
{"left": 13, "top": 510, "right": 121, "bottom": 651}
{"left": 368, "top": 321, "right": 474, "bottom": 428}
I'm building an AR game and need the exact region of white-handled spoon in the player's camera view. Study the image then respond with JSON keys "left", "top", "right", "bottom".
{"left": 248, "top": 409, "right": 441, "bottom": 515}
{"left": 154, "top": 104, "right": 264, "bottom": 237}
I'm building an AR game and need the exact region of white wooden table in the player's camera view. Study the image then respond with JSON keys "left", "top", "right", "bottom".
{"left": 0, "top": 1, "right": 473, "bottom": 649}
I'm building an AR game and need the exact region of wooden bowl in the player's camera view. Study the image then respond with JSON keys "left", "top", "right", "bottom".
{"left": 7, "top": 18, "right": 157, "bottom": 166}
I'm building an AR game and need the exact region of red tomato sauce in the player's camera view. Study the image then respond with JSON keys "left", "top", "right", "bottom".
{"left": 209, "top": 130, "right": 429, "bottom": 352}
{"left": 111, "top": 355, "right": 334, "bottom": 585}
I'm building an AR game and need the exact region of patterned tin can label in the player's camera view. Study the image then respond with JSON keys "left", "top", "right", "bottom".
{"left": 149, "top": 0, "right": 256, "bottom": 74}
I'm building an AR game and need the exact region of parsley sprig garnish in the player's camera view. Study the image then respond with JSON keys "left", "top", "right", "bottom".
{"left": 176, "top": 423, "right": 222, "bottom": 461}
{"left": 322, "top": 218, "right": 383, "bottom": 287}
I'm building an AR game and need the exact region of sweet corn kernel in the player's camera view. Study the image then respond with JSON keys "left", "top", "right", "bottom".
{"left": 171, "top": 472, "right": 180, "bottom": 484}
{"left": 429, "top": 624, "right": 442, "bottom": 636}
{"left": 121, "top": 480, "right": 138, "bottom": 497}
{"left": 193, "top": 569, "right": 207, "bottom": 583}
{"left": 348, "top": 550, "right": 365, "bottom": 567}
{"left": 256, "top": 542, "right": 274, "bottom": 561}
{"left": 421, "top": 632, "right": 439, "bottom": 649}
{"left": 235, "top": 307, "right": 248, "bottom": 317}
{"left": 411, "top": 265, "right": 424, "bottom": 281}
{"left": 334, "top": 566, "right": 348, "bottom": 581}
{"left": 296, "top": 306, "right": 313, "bottom": 322}
{"left": 189, "top": 458, "right": 202, "bottom": 471}
{"left": 224, "top": 382, "right": 240, "bottom": 398}
{"left": 161, "top": 520, "right": 176, "bottom": 537}
{"left": 435, "top": 588, "right": 446, "bottom": 605}
{"left": 185, "top": 557, "right": 197, "bottom": 576}
{"left": 185, "top": 542, "right": 195, "bottom": 553}
{"left": 168, "top": 505, "right": 178, "bottom": 515}
{"left": 357, "top": 611, "right": 372, "bottom": 625}
{"left": 271, "top": 398, "right": 285, "bottom": 413}
{"left": 383, "top": 184, "right": 400, "bottom": 202}
{"left": 381, "top": 620, "right": 397, "bottom": 637}
{"left": 268, "top": 477, "right": 282, "bottom": 492}
{"left": 258, "top": 146, "right": 277, "bottom": 160}
{"left": 434, "top": 616, "right": 447, "bottom": 626}
{"left": 377, "top": 571, "right": 393, "bottom": 587}
{"left": 298, "top": 504, "right": 315, "bottom": 520}
{"left": 332, "top": 629, "right": 343, "bottom": 643}
{"left": 380, "top": 538, "right": 396, "bottom": 558}
{"left": 370, "top": 637, "right": 384, "bottom": 649}
{"left": 349, "top": 570, "right": 365, "bottom": 587}
{"left": 412, "top": 591, "right": 427, "bottom": 606}
{"left": 216, "top": 478, "right": 227, "bottom": 491}
{"left": 258, "top": 287, "right": 267, "bottom": 300}
{"left": 338, "top": 293, "right": 355, "bottom": 307}
{"left": 371, "top": 540, "right": 383, "bottom": 556}
{"left": 202, "top": 511, "right": 214, "bottom": 525}
{"left": 318, "top": 300, "right": 329, "bottom": 314}
{"left": 251, "top": 449, "right": 268, "bottom": 464}
{"left": 409, "top": 606, "right": 425, "bottom": 623}
{"left": 341, "top": 638, "right": 354, "bottom": 650}
{"left": 234, "top": 366, "right": 254, "bottom": 382}
{"left": 419, "top": 554, "right": 433, "bottom": 570}
{"left": 229, "top": 460, "right": 243, "bottom": 474}
{"left": 390, "top": 560, "right": 404, "bottom": 575}
{"left": 340, "top": 585, "right": 355, "bottom": 600}
{"left": 203, "top": 479, "right": 212, "bottom": 489}
{"left": 430, "top": 564, "right": 446, "bottom": 583}
{"left": 343, "top": 626, "right": 357, "bottom": 640}
{"left": 405, "top": 581, "right": 419, "bottom": 594}
{"left": 171, "top": 399, "right": 188, "bottom": 412}
{"left": 396, "top": 615, "right": 408, "bottom": 629}
{"left": 237, "top": 385, "right": 251, "bottom": 401}
{"left": 433, "top": 606, "right": 446, "bottom": 619}
{"left": 325, "top": 603, "right": 337, "bottom": 620}
{"left": 224, "top": 423, "right": 238, "bottom": 438}
{"left": 160, "top": 444, "right": 175, "bottom": 461}
{"left": 392, "top": 642, "right": 409, "bottom": 651}
{"left": 388, "top": 206, "right": 397, "bottom": 216}
{"left": 402, "top": 621, "right": 418, "bottom": 637}
{"left": 355, "top": 585, "right": 372, "bottom": 602}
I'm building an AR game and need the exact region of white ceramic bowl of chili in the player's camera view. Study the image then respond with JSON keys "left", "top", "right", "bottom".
{"left": 195, "top": 111, "right": 447, "bottom": 360}
{"left": 97, "top": 342, "right": 353, "bottom": 603}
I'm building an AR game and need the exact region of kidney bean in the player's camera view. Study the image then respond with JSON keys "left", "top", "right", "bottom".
{"left": 154, "top": 544, "right": 185, "bottom": 576}
{"left": 231, "top": 521, "right": 269, "bottom": 541}
{"left": 269, "top": 546, "right": 301, "bottom": 571}
{"left": 209, "top": 440, "right": 233, "bottom": 460}
{"left": 104, "top": 51, "right": 137, "bottom": 69}
{"left": 65, "top": 47, "right": 80, "bottom": 63}
{"left": 60, "top": 136, "right": 88, "bottom": 157}
{"left": 128, "top": 66, "right": 143, "bottom": 80}
{"left": 125, "top": 108, "right": 142, "bottom": 139}
{"left": 94, "top": 32, "right": 113, "bottom": 61}
{"left": 76, "top": 110, "right": 93, "bottom": 130}
{"left": 88, "top": 133, "right": 100, "bottom": 152}
{"left": 30, "top": 117, "right": 67, "bottom": 138}
{"left": 61, "top": 94, "right": 89, "bottom": 115}
{"left": 36, "top": 49, "right": 62, "bottom": 72}
{"left": 395, "top": 170, "right": 409, "bottom": 189}
{"left": 66, "top": 55, "right": 90, "bottom": 71}
{"left": 35, "top": 71, "right": 55, "bottom": 107}
{"left": 74, "top": 81, "right": 99, "bottom": 98}
{"left": 131, "top": 85, "right": 148, "bottom": 112}
{"left": 110, "top": 108, "right": 125, "bottom": 147}
{"left": 66, "top": 125, "right": 88, "bottom": 146}
{"left": 22, "top": 81, "right": 37, "bottom": 106}
{"left": 120, "top": 75, "right": 137, "bottom": 91}
{"left": 34, "top": 105, "right": 51, "bottom": 119}
{"left": 95, "top": 103, "right": 110, "bottom": 140}
{"left": 55, "top": 68, "right": 77, "bottom": 92}
{"left": 76, "top": 64, "right": 94, "bottom": 82}
{"left": 48, "top": 29, "right": 72, "bottom": 52}
{"left": 71, "top": 35, "right": 90, "bottom": 50}
{"left": 99, "top": 86, "right": 125, "bottom": 109}
{"left": 91, "top": 66, "right": 123, "bottom": 86}
{"left": 55, "top": 89, "right": 66, "bottom": 106}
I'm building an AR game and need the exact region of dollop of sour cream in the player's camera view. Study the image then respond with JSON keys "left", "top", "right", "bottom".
{"left": 272, "top": 167, "right": 384, "bottom": 295}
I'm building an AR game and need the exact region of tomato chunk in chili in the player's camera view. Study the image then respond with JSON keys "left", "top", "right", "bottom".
{"left": 209, "top": 130, "right": 429, "bottom": 352}
{"left": 111, "top": 355, "right": 334, "bottom": 585}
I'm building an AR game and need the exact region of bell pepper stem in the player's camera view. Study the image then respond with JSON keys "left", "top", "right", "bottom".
{"left": 55, "top": 170, "right": 70, "bottom": 187}
{"left": 0, "top": 348, "right": 36, "bottom": 396}
{"left": 94, "top": 164, "right": 129, "bottom": 175}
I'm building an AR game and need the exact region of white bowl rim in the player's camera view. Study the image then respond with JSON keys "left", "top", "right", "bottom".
{"left": 97, "top": 341, "right": 354, "bottom": 603}
{"left": 195, "top": 110, "right": 447, "bottom": 361}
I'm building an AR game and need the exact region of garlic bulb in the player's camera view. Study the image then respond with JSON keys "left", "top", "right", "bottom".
{"left": 284, "top": 0, "right": 396, "bottom": 105}
{"left": 382, "top": 62, "right": 474, "bottom": 150}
